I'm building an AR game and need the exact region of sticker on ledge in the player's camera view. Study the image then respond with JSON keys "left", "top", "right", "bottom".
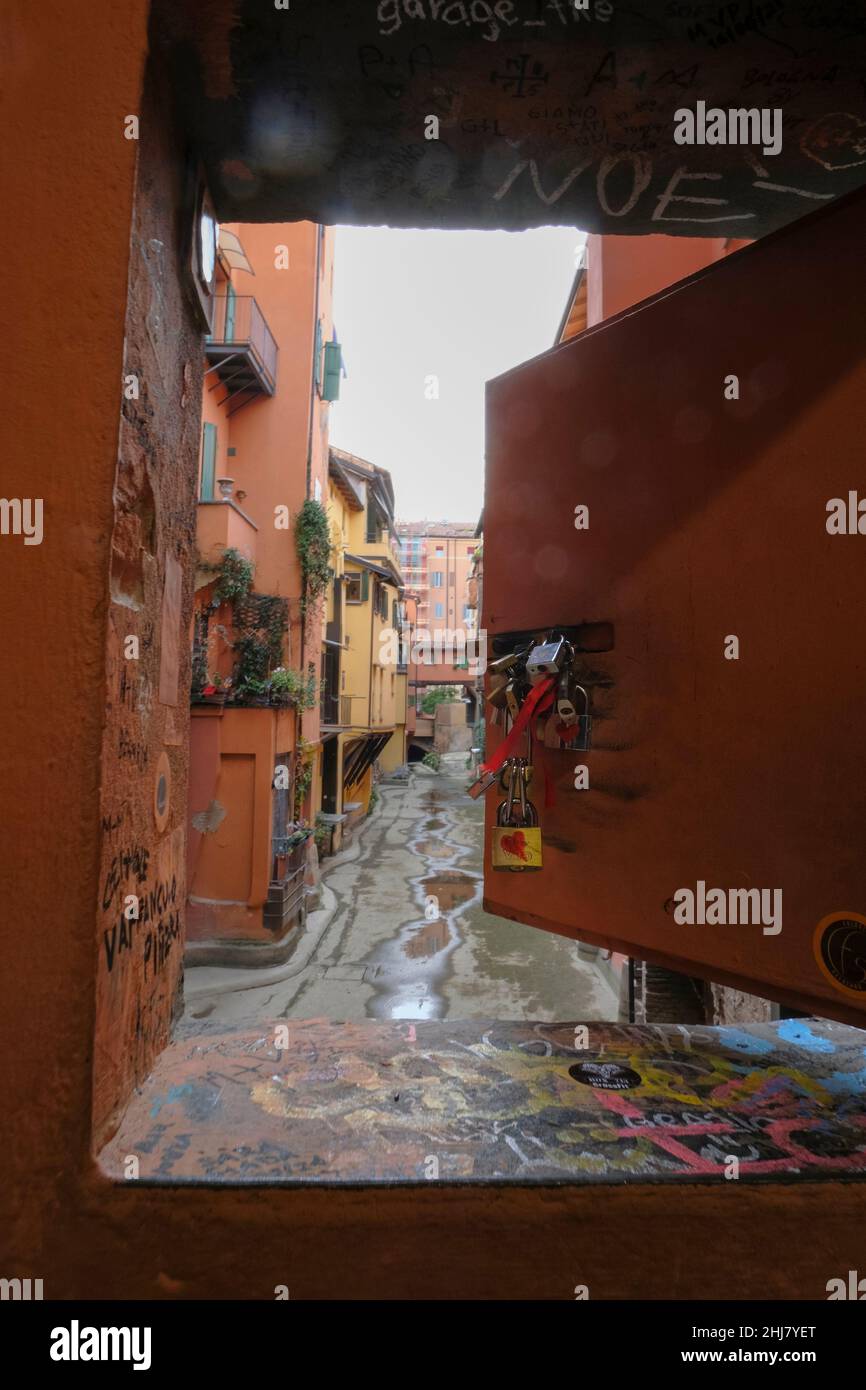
{"left": 813, "top": 912, "right": 866, "bottom": 999}
{"left": 568, "top": 1061, "right": 643, "bottom": 1090}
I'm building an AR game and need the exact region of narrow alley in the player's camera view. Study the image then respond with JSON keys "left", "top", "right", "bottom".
{"left": 181, "top": 757, "right": 620, "bottom": 1032}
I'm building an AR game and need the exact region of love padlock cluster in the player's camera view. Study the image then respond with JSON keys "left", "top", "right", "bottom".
{"left": 487, "top": 631, "right": 592, "bottom": 751}
{"left": 470, "top": 630, "right": 593, "bottom": 873}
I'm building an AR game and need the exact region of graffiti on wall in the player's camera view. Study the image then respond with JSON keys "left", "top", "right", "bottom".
{"left": 100, "top": 1016, "right": 866, "bottom": 1183}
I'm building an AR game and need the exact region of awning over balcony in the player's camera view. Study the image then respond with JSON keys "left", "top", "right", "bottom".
{"left": 217, "top": 227, "right": 254, "bottom": 274}
{"left": 342, "top": 732, "right": 393, "bottom": 790}
{"left": 344, "top": 553, "right": 394, "bottom": 581}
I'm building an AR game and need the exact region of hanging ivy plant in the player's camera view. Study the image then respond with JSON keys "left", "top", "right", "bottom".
{"left": 210, "top": 548, "right": 254, "bottom": 608}
{"left": 192, "top": 548, "right": 293, "bottom": 705}
{"left": 295, "top": 499, "right": 332, "bottom": 618}
{"left": 232, "top": 593, "right": 289, "bottom": 699}
{"left": 293, "top": 739, "right": 315, "bottom": 821}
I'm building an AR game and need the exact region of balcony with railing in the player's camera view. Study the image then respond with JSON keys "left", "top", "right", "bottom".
{"left": 320, "top": 651, "right": 354, "bottom": 728}
{"left": 205, "top": 294, "right": 278, "bottom": 413}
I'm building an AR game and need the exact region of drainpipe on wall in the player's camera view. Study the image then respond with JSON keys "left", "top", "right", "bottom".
{"left": 306, "top": 225, "right": 323, "bottom": 503}
{"left": 368, "top": 580, "right": 375, "bottom": 730}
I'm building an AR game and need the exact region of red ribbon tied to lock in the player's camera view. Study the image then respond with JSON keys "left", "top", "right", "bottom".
{"left": 479, "top": 675, "right": 556, "bottom": 778}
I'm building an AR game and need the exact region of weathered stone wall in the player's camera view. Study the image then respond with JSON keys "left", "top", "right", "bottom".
{"left": 92, "top": 49, "right": 204, "bottom": 1144}
{"left": 707, "top": 984, "right": 776, "bottom": 1026}
{"left": 434, "top": 701, "right": 473, "bottom": 753}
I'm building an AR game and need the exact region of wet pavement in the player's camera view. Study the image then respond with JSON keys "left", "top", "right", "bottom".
{"left": 181, "top": 759, "right": 620, "bottom": 1029}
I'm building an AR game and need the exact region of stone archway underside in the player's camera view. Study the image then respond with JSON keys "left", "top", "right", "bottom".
{"left": 159, "top": 0, "right": 866, "bottom": 236}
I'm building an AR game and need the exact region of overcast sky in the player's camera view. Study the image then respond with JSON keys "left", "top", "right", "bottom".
{"left": 328, "top": 226, "right": 583, "bottom": 524}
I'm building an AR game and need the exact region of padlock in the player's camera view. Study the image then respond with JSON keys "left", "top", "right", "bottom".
{"left": 487, "top": 674, "right": 510, "bottom": 709}
{"left": 467, "top": 765, "right": 500, "bottom": 800}
{"left": 556, "top": 669, "right": 578, "bottom": 724}
{"left": 573, "top": 683, "right": 592, "bottom": 750}
{"left": 499, "top": 760, "right": 533, "bottom": 791}
{"left": 491, "top": 761, "right": 543, "bottom": 871}
{"left": 526, "top": 636, "right": 569, "bottom": 683}
{"left": 504, "top": 680, "right": 521, "bottom": 720}
{"left": 488, "top": 650, "right": 520, "bottom": 676}
{"left": 543, "top": 682, "right": 592, "bottom": 749}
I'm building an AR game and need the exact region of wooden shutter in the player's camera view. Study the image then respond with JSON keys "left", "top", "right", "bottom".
{"left": 322, "top": 341, "right": 342, "bottom": 402}
{"left": 200, "top": 422, "right": 217, "bottom": 500}
{"left": 224, "top": 283, "right": 236, "bottom": 341}
{"left": 314, "top": 319, "right": 323, "bottom": 390}
{"left": 360, "top": 569, "right": 369, "bottom": 602}
{"left": 482, "top": 189, "right": 866, "bottom": 1027}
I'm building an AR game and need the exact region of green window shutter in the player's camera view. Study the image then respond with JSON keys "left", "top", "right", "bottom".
{"left": 360, "top": 569, "right": 370, "bottom": 602}
{"left": 200, "top": 422, "right": 217, "bottom": 500}
{"left": 322, "top": 341, "right": 342, "bottom": 402}
{"left": 224, "top": 283, "right": 236, "bottom": 341}
{"left": 314, "top": 319, "right": 323, "bottom": 391}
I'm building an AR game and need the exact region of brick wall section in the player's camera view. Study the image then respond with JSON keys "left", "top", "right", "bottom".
{"left": 92, "top": 51, "right": 204, "bottom": 1145}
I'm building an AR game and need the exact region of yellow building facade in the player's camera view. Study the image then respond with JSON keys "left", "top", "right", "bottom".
{"left": 319, "top": 449, "right": 407, "bottom": 849}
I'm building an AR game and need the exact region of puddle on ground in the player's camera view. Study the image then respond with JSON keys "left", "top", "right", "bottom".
{"left": 420, "top": 869, "right": 475, "bottom": 914}
{"left": 412, "top": 838, "right": 454, "bottom": 859}
{"left": 364, "top": 782, "right": 481, "bottom": 1021}
{"left": 403, "top": 918, "right": 450, "bottom": 959}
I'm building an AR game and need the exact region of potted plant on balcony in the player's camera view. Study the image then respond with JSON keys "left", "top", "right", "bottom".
{"left": 268, "top": 666, "right": 319, "bottom": 708}
{"left": 269, "top": 667, "right": 301, "bottom": 706}
{"left": 285, "top": 821, "right": 313, "bottom": 851}
{"left": 193, "top": 673, "right": 231, "bottom": 705}
{"left": 235, "top": 675, "right": 271, "bottom": 707}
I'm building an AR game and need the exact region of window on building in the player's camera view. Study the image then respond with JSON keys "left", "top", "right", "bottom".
{"left": 345, "top": 571, "right": 368, "bottom": 604}
{"left": 431, "top": 571, "right": 443, "bottom": 587}
{"left": 200, "top": 422, "right": 217, "bottom": 500}
{"left": 435, "top": 545, "right": 444, "bottom": 555}
{"left": 435, "top": 602, "right": 444, "bottom": 619}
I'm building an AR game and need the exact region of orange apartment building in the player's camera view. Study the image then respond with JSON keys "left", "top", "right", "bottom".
{"left": 557, "top": 233, "right": 753, "bottom": 344}
{"left": 186, "top": 221, "right": 339, "bottom": 953}
{"left": 397, "top": 521, "right": 479, "bottom": 715}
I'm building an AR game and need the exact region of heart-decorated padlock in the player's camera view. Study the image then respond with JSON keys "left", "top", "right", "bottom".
{"left": 492, "top": 758, "right": 543, "bottom": 871}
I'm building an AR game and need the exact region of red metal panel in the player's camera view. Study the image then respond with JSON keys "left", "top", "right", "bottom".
{"left": 483, "top": 189, "right": 866, "bottom": 1025}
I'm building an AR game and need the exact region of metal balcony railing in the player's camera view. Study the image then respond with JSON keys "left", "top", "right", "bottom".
{"left": 320, "top": 686, "right": 340, "bottom": 726}
{"left": 205, "top": 294, "right": 278, "bottom": 404}
{"left": 320, "top": 689, "right": 355, "bottom": 726}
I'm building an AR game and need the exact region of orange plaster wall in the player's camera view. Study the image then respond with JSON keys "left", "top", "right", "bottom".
{"left": 0, "top": 0, "right": 153, "bottom": 1205}
{"left": 484, "top": 189, "right": 866, "bottom": 1027}
{"left": 585, "top": 233, "right": 753, "bottom": 327}
{"left": 188, "top": 223, "right": 334, "bottom": 933}
{"left": 214, "top": 222, "right": 335, "bottom": 754}
{"left": 188, "top": 706, "right": 296, "bottom": 941}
